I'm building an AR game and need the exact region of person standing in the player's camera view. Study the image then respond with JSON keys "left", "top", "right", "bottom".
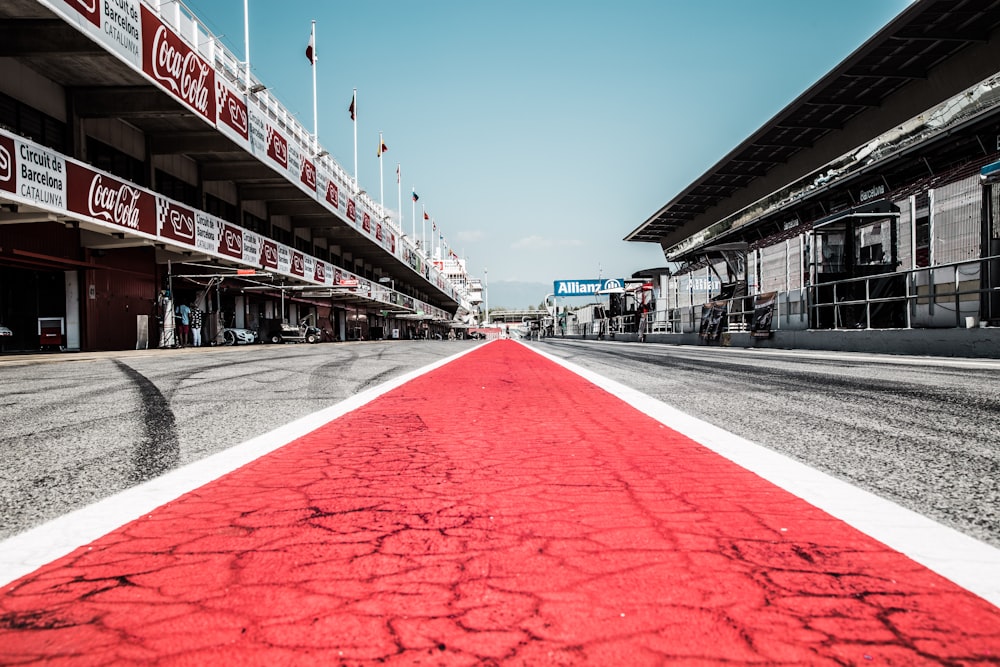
{"left": 190, "top": 302, "right": 203, "bottom": 347}
{"left": 176, "top": 302, "right": 191, "bottom": 347}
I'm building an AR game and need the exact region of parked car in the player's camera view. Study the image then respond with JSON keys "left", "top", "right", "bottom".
{"left": 221, "top": 327, "right": 258, "bottom": 345}
{"left": 267, "top": 320, "right": 322, "bottom": 344}
{"left": 0, "top": 325, "right": 12, "bottom": 338}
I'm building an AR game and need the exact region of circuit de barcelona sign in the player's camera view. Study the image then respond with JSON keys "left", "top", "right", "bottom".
{"left": 553, "top": 278, "right": 625, "bottom": 297}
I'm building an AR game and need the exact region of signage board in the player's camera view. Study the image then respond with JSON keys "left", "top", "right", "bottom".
{"left": 553, "top": 278, "right": 625, "bottom": 297}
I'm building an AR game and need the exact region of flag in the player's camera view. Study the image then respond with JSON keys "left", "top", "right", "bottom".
{"left": 305, "top": 29, "right": 315, "bottom": 64}
{"left": 378, "top": 139, "right": 387, "bottom": 157}
{"left": 396, "top": 164, "right": 400, "bottom": 184}
{"left": 412, "top": 191, "right": 419, "bottom": 202}
{"left": 348, "top": 93, "right": 356, "bottom": 121}
{"left": 423, "top": 211, "right": 429, "bottom": 220}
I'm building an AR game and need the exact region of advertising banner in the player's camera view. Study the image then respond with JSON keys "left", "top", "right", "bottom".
{"left": 51, "top": 0, "right": 143, "bottom": 70}
{"left": 751, "top": 292, "right": 777, "bottom": 338}
{"left": 260, "top": 238, "right": 279, "bottom": 270}
{"left": 67, "top": 161, "right": 156, "bottom": 236}
{"left": 216, "top": 221, "right": 243, "bottom": 260}
{"left": 241, "top": 229, "right": 261, "bottom": 267}
{"left": 0, "top": 134, "right": 67, "bottom": 211}
{"left": 194, "top": 211, "right": 217, "bottom": 253}
{"left": 214, "top": 76, "right": 250, "bottom": 149}
{"left": 141, "top": 4, "right": 215, "bottom": 124}
{"left": 699, "top": 301, "right": 728, "bottom": 342}
{"left": 553, "top": 278, "right": 625, "bottom": 297}
{"left": 156, "top": 197, "right": 196, "bottom": 247}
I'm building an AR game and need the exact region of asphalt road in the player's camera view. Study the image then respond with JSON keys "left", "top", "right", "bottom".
{"left": 0, "top": 341, "right": 474, "bottom": 540}
{"left": 2, "top": 338, "right": 998, "bottom": 552}
{"left": 534, "top": 338, "right": 1000, "bottom": 549}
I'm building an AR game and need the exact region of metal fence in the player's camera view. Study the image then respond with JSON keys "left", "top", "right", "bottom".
{"left": 653, "top": 254, "right": 999, "bottom": 335}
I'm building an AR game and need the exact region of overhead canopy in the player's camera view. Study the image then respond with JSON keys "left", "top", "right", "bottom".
{"left": 626, "top": 0, "right": 1000, "bottom": 249}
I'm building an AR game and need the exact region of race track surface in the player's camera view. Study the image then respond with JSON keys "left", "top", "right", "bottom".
{"left": 1, "top": 340, "right": 998, "bottom": 665}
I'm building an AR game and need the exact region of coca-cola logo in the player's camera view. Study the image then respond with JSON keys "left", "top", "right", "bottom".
{"left": 325, "top": 181, "right": 338, "bottom": 207}
{"left": 142, "top": 8, "right": 215, "bottom": 121}
{"left": 301, "top": 159, "right": 316, "bottom": 191}
{"left": 63, "top": 0, "right": 99, "bottom": 27}
{"left": 267, "top": 126, "right": 288, "bottom": 168}
{"left": 89, "top": 174, "right": 142, "bottom": 229}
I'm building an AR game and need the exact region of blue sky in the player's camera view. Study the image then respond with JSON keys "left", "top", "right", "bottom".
{"left": 186, "top": 0, "right": 912, "bottom": 307}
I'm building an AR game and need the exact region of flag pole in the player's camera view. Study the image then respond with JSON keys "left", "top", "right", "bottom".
{"left": 378, "top": 131, "right": 384, "bottom": 210}
{"left": 352, "top": 88, "right": 358, "bottom": 190}
{"left": 396, "top": 163, "right": 402, "bottom": 236}
{"left": 422, "top": 204, "right": 426, "bottom": 256}
{"left": 243, "top": 0, "right": 250, "bottom": 87}
{"left": 310, "top": 20, "right": 317, "bottom": 155}
{"left": 411, "top": 187, "right": 416, "bottom": 242}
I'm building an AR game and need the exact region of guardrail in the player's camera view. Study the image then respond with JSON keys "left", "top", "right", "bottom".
{"left": 661, "top": 254, "right": 999, "bottom": 334}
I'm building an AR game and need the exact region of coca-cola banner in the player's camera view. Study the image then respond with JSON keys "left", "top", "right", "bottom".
{"left": 50, "top": 0, "right": 143, "bottom": 69}
{"left": 214, "top": 76, "right": 250, "bottom": 148}
{"left": 67, "top": 161, "right": 155, "bottom": 236}
{"left": 141, "top": 4, "right": 215, "bottom": 123}
{"left": 156, "top": 197, "right": 196, "bottom": 247}
{"left": 0, "top": 134, "right": 67, "bottom": 210}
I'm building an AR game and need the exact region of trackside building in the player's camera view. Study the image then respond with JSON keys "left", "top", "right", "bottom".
{"left": 625, "top": 0, "right": 1000, "bottom": 357}
{"left": 0, "top": 0, "right": 476, "bottom": 352}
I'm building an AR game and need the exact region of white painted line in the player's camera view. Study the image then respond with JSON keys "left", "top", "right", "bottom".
{"left": 525, "top": 341, "right": 1000, "bottom": 609}
{"left": 0, "top": 344, "right": 483, "bottom": 590}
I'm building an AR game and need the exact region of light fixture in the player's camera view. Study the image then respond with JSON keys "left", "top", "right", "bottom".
{"left": 249, "top": 84, "right": 266, "bottom": 94}
{"left": 314, "top": 150, "right": 329, "bottom": 159}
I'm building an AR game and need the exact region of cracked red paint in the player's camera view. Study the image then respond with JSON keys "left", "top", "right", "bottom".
{"left": 1, "top": 340, "right": 999, "bottom": 665}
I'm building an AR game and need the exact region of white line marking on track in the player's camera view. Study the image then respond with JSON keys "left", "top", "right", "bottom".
{"left": 0, "top": 345, "right": 483, "bottom": 590}
{"left": 525, "top": 341, "right": 1000, "bottom": 609}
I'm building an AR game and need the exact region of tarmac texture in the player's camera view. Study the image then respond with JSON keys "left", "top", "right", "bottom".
{"left": 1, "top": 340, "right": 999, "bottom": 665}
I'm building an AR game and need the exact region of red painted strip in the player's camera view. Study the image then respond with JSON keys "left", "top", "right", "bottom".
{"left": 2, "top": 340, "right": 998, "bottom": 665}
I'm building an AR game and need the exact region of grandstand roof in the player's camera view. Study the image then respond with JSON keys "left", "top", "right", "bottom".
{"left": 626, "top": 0, "right": 1000, "bottom": 250}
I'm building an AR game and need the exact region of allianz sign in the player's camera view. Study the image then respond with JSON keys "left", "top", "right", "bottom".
{"left": 553, "top": 279, "right": 625, "bottom": 296}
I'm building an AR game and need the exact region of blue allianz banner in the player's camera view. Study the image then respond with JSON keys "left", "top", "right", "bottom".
{"left": 553, "top": 278, "right": 625, "bottom": 296}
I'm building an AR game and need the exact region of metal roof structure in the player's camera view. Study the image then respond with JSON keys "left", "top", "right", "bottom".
{"left": 626, "top": 0, "right": 1000, "bottom": 251}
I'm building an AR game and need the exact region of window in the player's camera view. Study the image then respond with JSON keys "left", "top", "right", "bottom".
{"left": 155, "top": 169, "right": 198, "bottom": 208}
{"left": 87, "top": 138, "right": 146, "bottom": 186}
{"left": 205, "top": 194, "right": 238, "bottom": 223}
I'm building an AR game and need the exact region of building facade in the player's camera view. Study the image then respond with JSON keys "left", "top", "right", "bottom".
{"left": 0, "top": 0, "right": 473, "bottom": 352}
